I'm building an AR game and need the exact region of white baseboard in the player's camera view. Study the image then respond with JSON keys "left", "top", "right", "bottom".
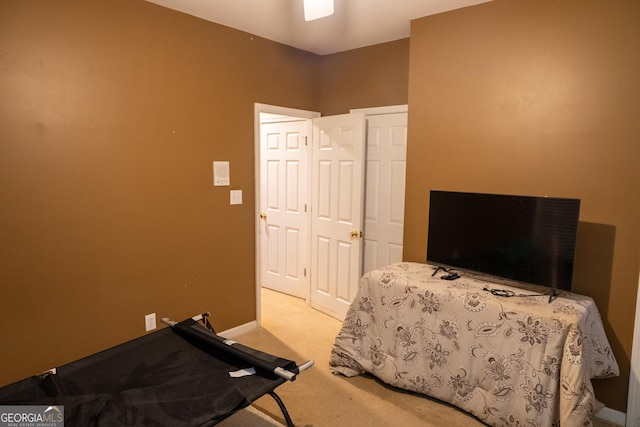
{"left": 595, "top": 407, "right": 626, "bottom": 426}
{"left": 219, "top": 320, "right": 258, "bottom": 339}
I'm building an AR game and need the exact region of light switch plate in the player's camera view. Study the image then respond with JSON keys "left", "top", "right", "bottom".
{"left": 230, "top": 190, "right": 242, "bottom": 205}
{"left": 145, "top": 313, "right": 156, "bottom": 332}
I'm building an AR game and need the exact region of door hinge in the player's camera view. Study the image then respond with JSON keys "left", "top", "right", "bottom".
{"left": 304, "top": 203, "right": 307, "bottom": 213}
{"left": 304, "top": 136, "right": 308, "bottom": 146}
{"left": 304, "top": 268, "right": 307, "bottom": 277}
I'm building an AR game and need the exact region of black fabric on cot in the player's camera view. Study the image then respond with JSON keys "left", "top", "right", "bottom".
{"left": 173, "top": 318, "right": 300, "bottom": 377}
{"left": 0, "top": 324, "right": 294, "bottom": 426}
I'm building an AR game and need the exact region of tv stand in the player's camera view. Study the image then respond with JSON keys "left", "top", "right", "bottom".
{"left": 330, "top": 262, "right": 620, "bottom": 427}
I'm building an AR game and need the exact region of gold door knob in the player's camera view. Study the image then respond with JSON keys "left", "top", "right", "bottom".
{"left": 260, "top": 212, "right": 267, "bottom": 219}
{"left": 349, "top": 230, "right": 362, "bottom": 239}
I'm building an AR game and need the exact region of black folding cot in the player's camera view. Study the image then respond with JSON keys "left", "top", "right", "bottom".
{"left": 0, "top": 313, "right": 313, "bottom": 426}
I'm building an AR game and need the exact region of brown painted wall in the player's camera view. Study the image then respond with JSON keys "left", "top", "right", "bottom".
{"left": 320, "top": 39, "right": 409, "bottom": 115}
{"left": 405, "top": 0, "right": 640, "bottom": 412}
{"left": 0, "top": 0, "right": 320, "bottom": 386}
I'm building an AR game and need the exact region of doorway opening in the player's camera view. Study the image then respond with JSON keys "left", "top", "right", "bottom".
{"left": 254, "top": 103, "right": 319, "bottom": 327}
{"left": 254, "top": 103, "right": 408, "bottom": 325}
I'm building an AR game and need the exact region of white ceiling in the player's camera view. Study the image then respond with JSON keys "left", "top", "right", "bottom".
{"left": 145, "top": 0, "right": 493, "bottom": 55}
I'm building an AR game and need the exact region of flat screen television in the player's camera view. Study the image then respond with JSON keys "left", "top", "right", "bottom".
{"left": 426, "top": 191, "right": 581, "bottom": 291}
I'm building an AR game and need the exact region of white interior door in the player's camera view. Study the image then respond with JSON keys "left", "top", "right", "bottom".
{"left": 310, "top": 112, "right": 366, "bottom": 320}
{"left": 362, "top": 112, "right": 408, "bottom": 274}
{"left": 259, "top": 120, "right": 310, "bottom": 299}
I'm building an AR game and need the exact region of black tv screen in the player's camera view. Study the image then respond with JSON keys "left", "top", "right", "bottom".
{"left": 426, "top": 191, "right": 581, "bottom": 291}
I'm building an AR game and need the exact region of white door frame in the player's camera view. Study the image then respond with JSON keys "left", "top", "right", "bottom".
{"left": 254, "top": 103, "right": 320, "bottom": 327}
{"left": 254, "top": 103, "right": 408, "bottom": 326}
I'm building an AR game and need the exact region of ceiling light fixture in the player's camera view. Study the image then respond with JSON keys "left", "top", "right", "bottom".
{"left": 303, "top": 0, "right": 334, "bottom": 21}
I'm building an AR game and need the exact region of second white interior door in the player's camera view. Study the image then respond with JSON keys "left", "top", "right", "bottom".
{"left": 259, "top": 119, "right": 310, "bottom": 299}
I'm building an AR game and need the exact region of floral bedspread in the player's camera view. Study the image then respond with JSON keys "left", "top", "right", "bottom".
{"left": 329, "top": 262, "right": 619, "bottom": 427}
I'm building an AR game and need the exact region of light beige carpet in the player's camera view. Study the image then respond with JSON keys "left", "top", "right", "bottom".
{"left": 217, "top": 405, "right": 283, "bottom": 427}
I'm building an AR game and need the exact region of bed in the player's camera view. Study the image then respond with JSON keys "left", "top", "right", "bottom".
{"left": 329, "top": 262, "right": 619, "bottom": 427}
{"left": 0, "top": 313, "right": 313, "bottom": 427}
